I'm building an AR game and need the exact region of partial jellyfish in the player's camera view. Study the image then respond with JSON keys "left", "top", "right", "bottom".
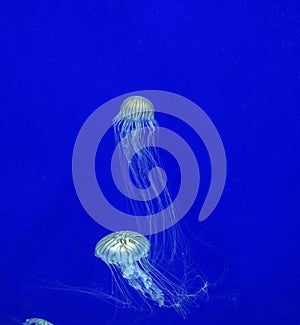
{"left": 23, "top": 318, "right": 54, "bottom": 325}
{"left": 95, "top": 231, "right": 208, "bottom": 318}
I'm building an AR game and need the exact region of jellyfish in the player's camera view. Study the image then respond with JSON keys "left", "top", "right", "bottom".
{"left": 113, "top": 96, "right": 169, "bottom": 222}
{"left": 94, "top": 230, "right": 208, "bottom": 317}
{"left": 23, "top": 318, "right": 54, "bottom": 325}
{"left": 95, "top": 231, "right": 164, "bottom": 306}
{"left": 112, "top": 96, "right": 185, "bottom": 263}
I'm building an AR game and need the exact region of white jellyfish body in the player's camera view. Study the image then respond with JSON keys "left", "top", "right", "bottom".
{"left": 95, "top": 231, "right": 165, "bottom": 307}
{"left": 113, "top": 96, "right": 162, "bottom": 215}
{"left": 113, "top": 96, "right": 182, "bottom": 262}
{"left": 94, "top": 230, "right": 209, "bottom": 318}
{"left": 23, "top": 318, "right": 54, "bottom": 325}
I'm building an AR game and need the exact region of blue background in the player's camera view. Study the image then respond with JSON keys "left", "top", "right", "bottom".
{"left": 1, "top": 1, "right": 299, "bottom": 324}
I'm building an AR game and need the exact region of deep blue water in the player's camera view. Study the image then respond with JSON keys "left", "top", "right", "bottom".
{"left": 1, "top": 1, "right": 300, "bottom": 324}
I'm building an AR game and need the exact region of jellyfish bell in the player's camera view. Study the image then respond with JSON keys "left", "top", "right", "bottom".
{"left": 113, "top": 96, "right": 156, "bottom": 130}
{"left": 23, "top": 318, "right": 54, "bottom": 325}
{"left": 95, "top": 230, "right": 149, "bottom": 265}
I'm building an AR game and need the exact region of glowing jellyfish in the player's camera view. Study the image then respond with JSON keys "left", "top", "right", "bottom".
{"left": 23, "top": 318, "right": 54, "bottom": 325}
{"left": 113, "top": 96, "right": 184, "bottom": 263}
{"left": 113, "top": 96, "right": 167, "bottom": 220}
{"left": 95, "top": 231, "right": 208, "bottom": 317}
{"left": 95, "top": 231, "right": 164, "bottom": 307}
